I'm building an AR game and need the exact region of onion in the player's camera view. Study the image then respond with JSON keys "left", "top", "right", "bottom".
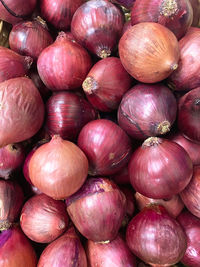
{"left": 77, "top": 119, "right": 132, "bottom": 176}
{"left": 37, "top": 31, "right": 92, "bottom": 91}
{"left": 126, "top": 204, "right": 187, "bottom": 266}
{"left": 71, "top": 0, "right": 124, "bottom": 58}
{"left": 9, "top": 16, "right": 53, "bottom": 60}
{"left": 0, "top": 226, "right": 37, "bottom": 267}
{"left": 120, "top": 186, "right": 135, "bottom": 226}
{"left": 118, "top": 83, "right": 177, "bottom": 140}
{"left": 177, "top": 210, "right": 200, "bottom": 267}
{"left": 86, "top": 234, "right": 137, "bottom": 266}
{"left": 119, "top": 22, "right": 180, "bottom": 83}
{"left": 82, "top": 57, "right": 132, "bottom": 112}
{"left": 135, "top": 192, "right": 184, "bottom": 218}
{"left": 0, "top": 180, "right": 24, "bottom": 230}
{"left": 0, "top": 143, "right": 25, "bottom": 179}
{"left": 29, "top": 135, "right": 88, "bottom": 200}
{"left": 129, "top": 137, "right": 193, "bottom": 199}
{"left": 0, "top": 77, "right": 45, "bottom": 147}
{"left": 20, "top": 193, "right": 69, "bottom": 243}
{"left": 131, "top": 0, "right": 193, "bottom": 40}
{"left": 189, "top": 0, "right": 200, "bottom": 26}
{"left": 37, "top": 226, "right": 87, "bottom": 267}
{"left": 0, "top": 46, "right": 33, "bottom": 83}
{"left": 66, "top": 178, "right": 126, "bottom": 242}
{"left": 168, "top": 27, "right": 200, "bottom": 91}
{"left": 45, "top": 91, "right": 98, "bottom": 140}
{"left": 178, "top": 87, "right": 200, "bottom": 142}
{"left": 111, "top": 164, "right": 130, "bottom": 185}
{"left": 0, "top": 0, "right": 37, "bottom": 25}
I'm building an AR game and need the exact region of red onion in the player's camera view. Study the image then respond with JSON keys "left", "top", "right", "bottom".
{"left": 111, "top": 0, "right": 135, "bottom": 9}
{"left": 126, "top": 205, "right": 187, "bottom": 266}
{"left": 178, "top": 87, "right": 200, "bottom": 142}
{"left": 189, "top": 0, "right": 200, "bottom": 26}
{"left": 168, "top": 27, "right": 200, "bottom": 91}
{"left": 111, "top": 164, "right": 130, "bottom": 185}
{"left": 0, "top": 180, "right": 24, "bottom": 230}
{"left": 20, "top": 193, "right": 69, "bottom": 243}
{"left": 66, "top": 178, "right": 126, "bottom": 242}
{"left": 45, "top": 91, "right": 98, "bottom": 140}
{"left": 40, "top": 0, "right": 84, "bottom": 30}
{"left": 37, "top": 31, "right": 92, "bottom": 91}
{"left": 71, "top": 0, "right": 124, "bottom": 58}
{"left": 180, "top": 166, "right": 200, "bottom": 218}
{"left": 170, "top": 132, "right": 200, "bottom": 165}
{"left": 0, "top": 226, "right": 37, "bottom": 267}
{"left": 0, "top": 77, "right": 45, "bottom": 147}
{"left": 86, "top": 234, "right": 137, "bottom": 266}
{"left": 135, "top": 192, "right": 184, "bottom": 218}
{"left": 0, "top": 0, "right": 37, "bottom": 25}
{"left": 82, "top": 57, "right": 132, "bottom": 112}
{"left": 0, "top": 143, "right": 25, "bottom": 179}
{"left": 118, "top": 83, "right": 177, "bottom": 140}
{"left": 177, "top": 210, "right": 200, "bottom": 267}
{"left": 9, "top": 17, "right": 53, "bottom": 60}
{"left": 77, "top": 119, "right": 132, "bottom": 176}
{"left": 119, "top": 22, "right": 180, "bottom": 83}
{"left": 0, "top": 46, "right": 33, "bottom": 83}
{"left": 129, "top": 137, "right": 193, "bottom": 199}
{"left": 131, "top": 0, "right": 193, "bottom": 40}
{"left": 29, "top": 135, "right": 88, "bottom": 200}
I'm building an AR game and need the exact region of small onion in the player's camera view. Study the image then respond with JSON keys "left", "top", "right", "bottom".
{"left": 126, "top": 205, "right": 187, "bottom": 266}
{"left": 119, "top": 22, "right": 180, "bottom": 83}
{"left": 129, "top": 137, "right": 193, "bottom": 199}
{"left": 66, "top": 178, "right": 126, "bottom": 242}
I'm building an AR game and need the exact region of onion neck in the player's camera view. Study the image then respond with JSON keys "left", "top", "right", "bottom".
{"left": 82, "top": 77, "right": 98, "bottom": 95}
{"left": 142, "top": 137, "right": 162, "bottom": 148}
{"left": 157, "top": 121, "right": 170, "bottom": 135}
{"left": 160, "top": 0, "right": 178, "bottom": 17}
{"left": 97, "top": 49, "right": 111, "bottom": 59}
{"left": 0, "top": 220, "right": 12, "bottom": 231}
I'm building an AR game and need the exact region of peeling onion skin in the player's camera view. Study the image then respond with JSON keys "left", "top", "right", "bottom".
{"left": 0, "top": 77, "right": 45, "bottom": 148}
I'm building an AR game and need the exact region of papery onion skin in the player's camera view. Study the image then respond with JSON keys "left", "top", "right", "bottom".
{"left": 45, "top": 91, "right": 98, "bottom": 140}
{"left": 129, "top": 137, "right": 193, "bottom": 199}
{"left": 177, "top": 210, "right": 200, "bottom": 267}
{"left": 66, "top": 178, "right": 126, "bottom": 242}
{"left": 71, "top": 0, "right": 124, "bottom": 58}
{"left": 37, "top": 31, "right": 92, "bottom": 91}
{"left": 131, "top": 0, "right": 193, "bottom": 40}
{"left": 189, "top": 0, "right": 200, "bottom": 26}
{"left": 77, "top": 119, "right": 132, "bottom": 176}
{"left": 37, "top": 227, "right": 87, "bottom": 267}
{"left": 29, "top": 135, "right": 88, "bottom": 200}
{"left": 87, "top": 234, "right": 137, "bottom": 267}
{"left": 0, "top": 227, "right": 37, "bottom": 267}
{"left": 82, "top": 57, "right": 132, "bottom": 112}
{"left": 126, "top": 205, "right": 187, "bottom": 266}
{"left": 0, "top": 77, "right": 45, "bottom": 147}
{"left": 9, "top": 17, "right": 53, "bottom": 60}
{"left": 119, "top": 22, "right": 180, "bottom": 83}
{"left": 118, "top": 83, "right": 177, "bottom": 140}
{"left": 20, "top": 193, "right": 69, "bottom": 243}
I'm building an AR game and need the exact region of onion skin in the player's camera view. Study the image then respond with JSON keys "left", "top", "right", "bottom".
{"left": 189, "top": 0, "right": 200, "bottom": 26}
{"left": 119, "top": 22, "right": 180, "bottom": 83}
{"left": 37, "top": 227, "right": 87, "bottom": 267}
{"left": 122, "top": 20, "right": 132, "bottom": 35}
{"left": 0, "top": 46, "right": 32, "bottom": 83}
{"left": 71, "top": 0, "right": 124, "bottom": 58}
{"left": 129, "top": 137, "right": 193, "bottom": 199}
{"left": 45, "top": 91, "right": 98, "bottom": 140}
{"left": 118, "top": 83, "right": 177, "bottom": 140}
{"left": 177, "top": 210, "right": 200, "bottom": 267}
{"left": 82, "top": 57, "right": 132, "bottom": 112}
{"left": 112, "top": 0, "right": 135, "bottom": 9}
{"left": 86, "top": 234, "right": 137, "bottom": 266}
{"left": 66, "top": 178, "right": 126, "bottom": 242}
{"left": 37, "top": 31, "right": 92, "bottom": 91}
{"left": 126, "top": 205, "right": 187, "bottom": 266}
{"left": 168, "top": 27, "right": 200, "bottom": 91}
{"left": 20, "top": 193, "right": 69, "bottom": 243}
{"left": 0, "top": 77, "right": 45, "bottom": 147}
{"left": 9, "top": 17, "right": 53, "bottom": 60}
{"left": 111, "top": 164, "right": 130, "bottom": 185}
{"left": 131, "top": 0, "right": 193, "bottom": 40}
{"left": 77, "top": 119, "right": 132, "bottom": 176}
{"left": 0, "top": 227, "right": 37, "bottom": 267}
{"left": 29, "top": 135, "right": 89, "bottom": 200}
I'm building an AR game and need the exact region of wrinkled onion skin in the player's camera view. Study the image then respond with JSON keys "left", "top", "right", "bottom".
{"left": 0, "top": 77, "right": 45, "bottom": 147}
